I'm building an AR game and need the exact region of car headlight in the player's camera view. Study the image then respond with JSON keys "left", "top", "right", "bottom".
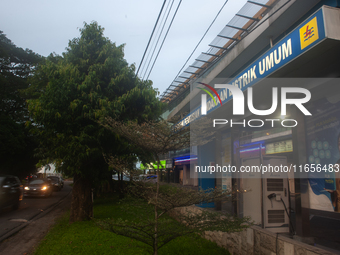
{"left": 24, "top": 187, "right": 30, "bottom": 190}
{"left": 41, "top": 186, "right": 48, "bottom": 190}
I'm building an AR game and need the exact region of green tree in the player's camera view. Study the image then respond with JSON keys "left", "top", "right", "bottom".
{"left": 27, "top": 22, "right": 164, "bottom": 222}
{"left": 0, "top": 31, "right": 41, "bottom": 121}
{"left": 0, "top": 31, "right": 42, "bottom": 177}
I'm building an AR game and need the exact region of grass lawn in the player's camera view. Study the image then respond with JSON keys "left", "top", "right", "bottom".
{"left": 33, "top": 194, "right": 230, "bottom": 255}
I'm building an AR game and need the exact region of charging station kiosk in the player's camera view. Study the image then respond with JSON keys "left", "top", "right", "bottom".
{"left": 241, "top": 155, "right": 290, "bottom": 233}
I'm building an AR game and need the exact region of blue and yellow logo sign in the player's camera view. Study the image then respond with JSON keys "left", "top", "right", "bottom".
{"left": 300, "top": 17, "right": 319, "bottom": 50}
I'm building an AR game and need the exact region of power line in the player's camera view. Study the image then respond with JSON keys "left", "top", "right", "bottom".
{"left": 135, "top": 0, "right": 167, "bottom": 78}
{"left": 142, "top": 0, "right": 175, "bottom": 81}
{"left": 139, "top": 0, "right": 172, "bottom": 78}
{"left": 172, "top": 0, "right": 229, "bottom": 85}
{"left": 145, "top": 0, "right": 183, "bottom": 80}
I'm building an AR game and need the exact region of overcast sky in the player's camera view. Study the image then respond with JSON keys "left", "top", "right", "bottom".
{"left": 1, "top": 0, "right": 247, "bottom": 95}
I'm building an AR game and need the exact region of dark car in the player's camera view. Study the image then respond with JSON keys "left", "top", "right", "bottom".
{"left": 145, "top": 174, "right": 157, "bottom": 183}
{"left": 47, "top": 176, "right": 62, "bottom": 191}
{"left": 24, "top": 179, "right": 53, "bottom": 197}
{"left": 0, "top": 175, "right": 23, "bottom": 210}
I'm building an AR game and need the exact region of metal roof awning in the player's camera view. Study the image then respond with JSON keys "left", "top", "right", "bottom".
{"left": 160, "top": 0, "right": 278, "bottom": 103}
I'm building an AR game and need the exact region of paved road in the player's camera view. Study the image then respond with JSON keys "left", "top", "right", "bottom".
{"left": 0, "top": 181, "right": 72, "bottom": 254}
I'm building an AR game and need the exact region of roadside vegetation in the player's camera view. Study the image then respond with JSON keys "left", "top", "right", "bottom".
{"left": 33, "top": 192, "right": 230, "bottom": 255}
{"left": 2, "top": 21, "right": 246, "bottom": 255}
{"left": 0, "top": 31, "right": 42, "bottom": 179}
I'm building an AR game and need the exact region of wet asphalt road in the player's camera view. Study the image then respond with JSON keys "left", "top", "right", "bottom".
{"left": 0, "top": 181, "right": 72, "bottom": 243}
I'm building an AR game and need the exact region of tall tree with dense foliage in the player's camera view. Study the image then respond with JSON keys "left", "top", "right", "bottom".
{"left": 0, "top": 31, "right": 42, "bottom": 177}
{"left": 27, "top": 22, "right": 164, "bottom": 222}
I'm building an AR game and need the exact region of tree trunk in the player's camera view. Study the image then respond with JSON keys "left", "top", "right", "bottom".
{"left": 69, "top": 173, "right": 93, "bottom": 222}
{"left": 108, "top": 171, "right": 115, "bottom": 191}
{"left": 119, "top": 172, "right": 124, "bottom": 199}
{"left": 153, "top": 158, "right": 160, "bottom": 255}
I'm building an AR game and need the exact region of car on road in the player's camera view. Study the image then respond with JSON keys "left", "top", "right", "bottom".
{"left": 47, "top": 176, "right": 62, "bottom": 191}
{"left": 24, "top": 179, "right": 53, "bottom": 197}
{"left": 146, "top": 174, "right": 158, "bottom": 183}
{"left": 0, "top": 175, "right": 23, "bottom": 211}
